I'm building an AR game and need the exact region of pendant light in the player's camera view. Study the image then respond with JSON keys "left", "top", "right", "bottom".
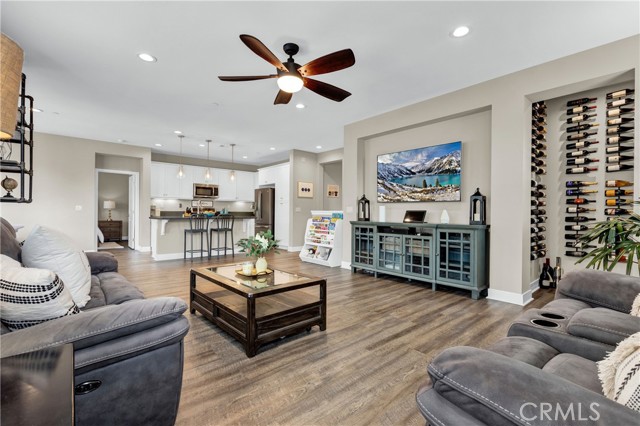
{"left": 177, "top": 134, "right": 185, "bottom": 179}
{"left": 229, "top": 143, "right": 236, "bottom": 181}
{"left": 204, "top": 139, "right": 212, "bottom": 182}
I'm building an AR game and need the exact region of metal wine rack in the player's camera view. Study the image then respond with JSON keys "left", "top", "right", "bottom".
{"left": 563, "top": 97, "right": 598, "bottom": 258}
{"left": 604, "top": 88, "right": 635, "bottom": 218}
{"left": 531, "top": 101, "right": 548, "bottom": 261}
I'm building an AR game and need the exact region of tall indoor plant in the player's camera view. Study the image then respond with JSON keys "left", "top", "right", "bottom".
{"left": 236, "top": 229, "right": 279, "bottom": 273}
{"left": 577, "top": 209, "right": 640, "bottom": 275}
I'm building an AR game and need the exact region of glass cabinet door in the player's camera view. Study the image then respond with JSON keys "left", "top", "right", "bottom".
{"left": 403, "top": 235, "right": 434, "bottom": 279}
{"left": 438, "top": 230, "right": 473, "bottom": 285}
{"left": 377, "top": 234, "right": 402, "bottom": 272}
{"left": 352, "top": 225, "right": 375, "bottom": 267}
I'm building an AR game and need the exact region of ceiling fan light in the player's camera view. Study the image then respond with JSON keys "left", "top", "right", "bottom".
{"left": 277, "top": 75, "right": 303, "bottom": 93}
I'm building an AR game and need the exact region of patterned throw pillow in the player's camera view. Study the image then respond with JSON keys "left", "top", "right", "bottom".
{"left": 0, "top": 255, "right": 80, "bottom": 331}
{"left": 631, "top": 293, "right": 640, "bottom": 316}
{"left": 598, "top": 331, "right": 640, "bottom": 412}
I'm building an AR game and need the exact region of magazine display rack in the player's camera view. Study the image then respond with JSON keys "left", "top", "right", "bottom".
{"left": 299, "top": 210, "right": 343, "bottom": 267}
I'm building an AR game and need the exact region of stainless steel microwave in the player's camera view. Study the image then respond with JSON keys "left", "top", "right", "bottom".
{"left": 193, "top": 183, "right": 218, "bottom": 199}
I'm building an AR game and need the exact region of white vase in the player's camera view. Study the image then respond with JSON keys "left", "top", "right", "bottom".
{"left": 255, "top": 257, "right": 268, "bottom": 273}
{"left": 440, "top": 209, "right": 450, "bottom": 224}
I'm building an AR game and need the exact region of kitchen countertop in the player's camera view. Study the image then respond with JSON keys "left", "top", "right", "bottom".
{"left": 149, "top": 213, "right": 256, "bottom": 220}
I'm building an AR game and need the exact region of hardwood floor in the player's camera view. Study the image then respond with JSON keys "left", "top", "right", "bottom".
{"left": 110, "top": 248, "right": 554, "bottom": 426}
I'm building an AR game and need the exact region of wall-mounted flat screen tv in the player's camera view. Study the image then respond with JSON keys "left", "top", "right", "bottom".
{"left": 377, "top": 141, "right": 461, "bottom": 202}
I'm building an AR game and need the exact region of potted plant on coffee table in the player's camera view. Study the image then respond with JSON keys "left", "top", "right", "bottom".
{"left": 236, "top": 229, "right": 279, "bottom": 273}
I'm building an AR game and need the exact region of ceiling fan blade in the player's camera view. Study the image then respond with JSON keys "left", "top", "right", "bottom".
{"left": 274, "top": 90, "right": 293, "bottom": 105}
{"left": 303, "top": 78, "right": 351, "bottom": 102}
{"left": 239, "top": 34, "right": 287, "bottom": 72}
{"left": 218, "top": 75, "right": 277, "bottom": 82}
{"left": 298, "top": 49, "right": 355, "bottom": 77}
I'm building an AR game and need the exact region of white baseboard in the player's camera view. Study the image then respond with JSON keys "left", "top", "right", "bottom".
{"left": 288, "top": 246, "right": 303, "bottom": 252}
{"left": 152, "top": 249, "right": 239, "bottom": 261}
{"left": 487, "top": 288, "right": 534, "bottom": 306}
{"left": 137, "top": 246, "right": 151, "bottom": 252}
{"left": 341, "top": 261, "right": 351, "bottom": 270}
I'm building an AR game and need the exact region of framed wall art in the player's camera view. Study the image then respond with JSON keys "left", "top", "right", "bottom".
{"left": 297, "top": 181, "right": 314, "bottom": 198}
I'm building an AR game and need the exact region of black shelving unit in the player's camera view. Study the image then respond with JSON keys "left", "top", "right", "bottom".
{"left": 0, "top": 74, "right": 33, "bottom": 203}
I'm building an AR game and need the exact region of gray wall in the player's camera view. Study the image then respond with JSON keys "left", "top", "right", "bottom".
{"left": 1, "top": 132, "right": 152, "bottom": 250}
{"left": 98, "top": 173, "right": 129, "bottom": 236}
{"left": 322, "top": 162, "right": 343, "bottom": 211}
{"left": 343, "top": 35, "right": 640, "bottom": 303}
{"left": 289, "top": 149, "right": 323, "bottom": 247}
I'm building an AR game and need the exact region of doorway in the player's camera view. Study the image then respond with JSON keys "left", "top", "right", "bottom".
{"left": 95, "top": 169, "right": 139, "bottom": 251}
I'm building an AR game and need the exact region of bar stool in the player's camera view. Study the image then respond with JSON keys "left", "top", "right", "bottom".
{"left": 210, "top": 215, "right": 235, "bottom": 257}
{"left": 184, "top": 214, "right": 210, "bottom": 261}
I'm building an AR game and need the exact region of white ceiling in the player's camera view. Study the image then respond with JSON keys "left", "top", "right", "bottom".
{"left": 2, "top": 1, "right": 639, "bottom": 166}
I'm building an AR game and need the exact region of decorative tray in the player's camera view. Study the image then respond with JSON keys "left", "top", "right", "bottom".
{"left": 235, "top": 268, "right": 274, "bottom": 278}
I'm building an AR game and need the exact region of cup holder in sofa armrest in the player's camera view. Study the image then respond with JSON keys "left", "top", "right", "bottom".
{"left": 540, "top": 312, "right": 566, "bottom": 320}
{"left": 531, "top": 319, "right": 559, "bottom": 328}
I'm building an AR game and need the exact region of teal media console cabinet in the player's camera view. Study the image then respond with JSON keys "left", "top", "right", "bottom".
{"left": 351, "top": 221, "right": 489, "bottom": 299}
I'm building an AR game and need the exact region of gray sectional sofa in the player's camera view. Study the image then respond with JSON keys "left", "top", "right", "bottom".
{"left": 0, "top": 218, "right": 190, "bottom": 425}
{"left": 416, "top": 269, "right": 640, "bottom": 425}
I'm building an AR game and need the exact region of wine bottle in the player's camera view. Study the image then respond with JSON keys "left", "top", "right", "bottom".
{"left": 535, "top": 216, "right": 547, "bottom": 224}
{"left": 566, "top": 189, "right": 597, "bottom": 196}
{"left": 605, "top": 189, "right": 633, "bottom": 197}
{"left": 607, "top": 98, "right": 634, "bottom": 108}
{"left": 607, "top": 107, "right": 634, "bottom": 117}
{"left": 565, "top": 241, "right": 596, "bottom": 249}
{"left": 532, "top": 158, "right": 546, "bottom": 167}
{"left": 567, "top": 131, "right": 597, "bottom": 141}
{"left": 532, "top": 133, "right": 546, "bottom": 141}
{"left": 606, "top": 164, "right": 633, "bottom": 172}
{"left": 605, "top": 199, "right": 634, "bottom": 206}
{"left": 532, "top": 101, "right": 546, "bottom": 109}
{"left": 567, "top": 113, "right": 596, "bottom": 123}
{"left": 607, "top": 117, "right": 634, "bottom": 126}
{"left": 538, "top": 258, "right": 555, "bottom": 289}
{"left": 531, "top": 190, "right": 546, "bottom": 197}
{"left": 605, "top": 145, "right": 634, "bottom": 154}
{"left": 606, "top": 125, "right": 634, "bottom": 135}
{"left": 566, "top": 181, "right": 598, "bottom": 188}
{"left": 534, "top": 167, "right": 546, "bottom": 175}
{"left": 530, "top": 252, "right": 542, "bottom": 261}
{"left": 567, "top": 122, "right": 599, "bottom": 133}
{"left": 531, "top": 235, "right": 547, "bottom": 242}
{"left": 535, "top": 183, "right": 547, "bottom": 190}
{"left": 564, "top": 216, "right": 596, "bottom": 223}
{"left": 567, "top": 157, "right": 599, "bottom": 166}
{"left": 564, "top": 224, "right": 590, "bottom": 231}
{"left": 566, "top": 166, "right": 597, "bottom": 174}
{"left": 566, "top": 198, "right": 593, "bottom": 205}
{"left": 606, "top": 135, "right": 634, "bottom": 144}
{"left": 564, "top": 233, "right": 586, "bottom": 240}
{"left": 566, "top": 140, "right": 597, "bottom": 150}
{"left": 567, "top": 97, "right": 597, "bottom": 107}
{"left": 607, "top": 89, "right": 634, "bottom": 99}
{"left": 532, "top": 148, "right": 546, "bottom": 158}
{"left": 566, "top": 207, "right": 595, "bottom": 213}
{"left": 605, "top": 208, "right": 631, "bottom": 216}
{"left": 531, "top": 209, "right": 546, "bottom": 216}
{"left": 531, "top": 226, "right": 547, "bottom": 233}
{"left": 565, "top": 251, "right": 588, "bottom": 257}
{"left": 531, "top": 243, "right": 547, "bottom": 251}
{"left": 606, "top": 155, "right": 634, "bottom": 163}
{"left": 605, "top": 180, "right": 633, "bottom": 188}
{"left": 566, "top": 149, "right": 596, "bottom": 158}
{"left": 531, "top": 199, "right": 546, "bottom": 207}
{"left": 532, "top": 125, "right": 547, "bottom": 133}
{"left": 567, "top": 105, "right": 596, "bottom": 115}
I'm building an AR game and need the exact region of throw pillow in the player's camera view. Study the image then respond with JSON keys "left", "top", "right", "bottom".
{"left": 21, "top": 225, "right": 92, "bottom": 308}
{"left": 97, "top": 226, "right": 104, "bottom": 244}
{"left": 631, "top": 293, "right": 640, "bottom": 316}
{"left": 0, "top": 255, "right": 80, "bottom": 331}
{"left": 598, "top": 331, "right": 640, "bottom": 412}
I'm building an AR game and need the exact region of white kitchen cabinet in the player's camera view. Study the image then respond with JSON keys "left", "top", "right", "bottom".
{"left": 178, "top": 165, "right": 196, "bottom": 200}
{"left": 235, "top": 171, "right": 256, "bottom": 201}
{"left": 258, "top": 166, "right": 277, "bottom": 186}
{"left": 217, "top": 169, "right": 236, "bottom": 200}
{"left": 151, "top": 162, "right": 181, "bottom": 198}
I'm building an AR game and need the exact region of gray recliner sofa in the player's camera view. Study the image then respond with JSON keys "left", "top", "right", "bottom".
{"left": 416, "top": 269, "right": 640, "bottom": 425}
{"left": 0, "top": 218, "right": 190, "bottom": 425}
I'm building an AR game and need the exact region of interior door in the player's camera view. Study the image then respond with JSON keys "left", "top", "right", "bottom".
{"left": 128, "top": 175, "right": 135, "bottom": 249}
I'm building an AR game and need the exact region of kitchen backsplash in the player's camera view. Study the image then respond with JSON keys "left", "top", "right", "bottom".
{"left": 151, "top": 199, "right": 254, "bottom": 215}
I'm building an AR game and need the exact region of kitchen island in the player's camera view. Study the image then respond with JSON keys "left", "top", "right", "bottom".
{"left": 150, "top": 213, "right": 255, "bottom": 261}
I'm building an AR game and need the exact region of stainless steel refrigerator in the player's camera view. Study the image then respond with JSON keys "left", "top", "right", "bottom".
{"left": 254, "top": 188, "right": 275, "bottom": 235}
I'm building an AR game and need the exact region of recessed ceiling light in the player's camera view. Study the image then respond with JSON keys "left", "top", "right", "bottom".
{"left": 155, "top": 143, "right": 162, "bottom": 147}
{"left": 199, "top": 144, "right": 205, "bottom": 147}
{"left": 452, "top": 26, "right": 470, "bottom": 38}
{"left": 138, "top": 53, "right": 157, "bottom": 62}
{"left": 31, "top": 108, "right": 42, "bottom": 113}
{"left": 117, "top": 139, "right": 126, "bottom": 143}
{"left": 296, "top": 103, "right": 305, "bottom": 109}
{"left": 174, "top": 130, "right": 182, "bottom": 134}
{"left": 242, "top": 155, "right": 248, "bottom": 159}
{"left": 269, "top": 147, "right": 276, "bottom": 151}
{"left": 316, "top": 145, "right": 322, "bottom": 149}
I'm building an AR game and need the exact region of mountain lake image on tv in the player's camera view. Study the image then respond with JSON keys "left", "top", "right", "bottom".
{"left": 377, "top": 141, "right": 461, "bottom": 202}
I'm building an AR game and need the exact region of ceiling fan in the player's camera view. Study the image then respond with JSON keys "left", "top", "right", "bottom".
{"left": 218, "top": 34, "right": 355, "bottom": 105}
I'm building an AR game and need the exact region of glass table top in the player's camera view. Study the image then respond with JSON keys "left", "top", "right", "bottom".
{"left": 205, "top": 264, "right": 313, "bottom": 290}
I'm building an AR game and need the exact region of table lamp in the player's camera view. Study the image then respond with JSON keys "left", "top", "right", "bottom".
{"left": 103, "top": 200, "right": 116, "bottom": 221}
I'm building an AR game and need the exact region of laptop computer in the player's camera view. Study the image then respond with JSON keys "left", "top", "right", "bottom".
{"left": 403, "top": 210, "right": 427, "bottom": 223}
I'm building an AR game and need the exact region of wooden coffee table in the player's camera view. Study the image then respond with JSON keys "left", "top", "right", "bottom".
{"left": 190, "top": 264, "right": 326, "bottom": 357}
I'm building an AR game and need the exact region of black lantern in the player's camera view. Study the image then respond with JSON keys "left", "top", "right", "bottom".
{"left": 358, "top": 194, "right": 370, "bottom": 221}
{"left": 469, "top": 188, "right": 486, "bottom": 225}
